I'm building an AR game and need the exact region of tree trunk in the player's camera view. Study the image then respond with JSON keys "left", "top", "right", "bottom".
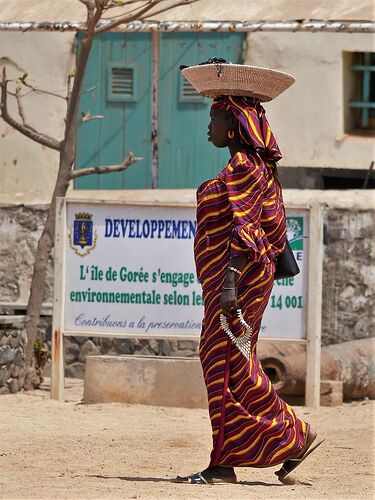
{"left": 23, "top": 214, "right": 55, "bottom": 389}
{"left": 23, "top": 160, "right": 73, "bottom": 389}
{"left": 23, "top": 30, "right": 95, "bottom": 390}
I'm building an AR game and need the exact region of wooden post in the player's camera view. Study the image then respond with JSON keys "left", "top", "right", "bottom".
{"left": 51, "top": 197, "right": 66, "bottom": 401}
{"left": 305, "top": 203, "right": 324, "bottom": 407}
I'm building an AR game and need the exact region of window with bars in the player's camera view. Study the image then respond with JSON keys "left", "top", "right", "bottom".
{"left": 346, "top": 52, "right": 375, "bottom": 134}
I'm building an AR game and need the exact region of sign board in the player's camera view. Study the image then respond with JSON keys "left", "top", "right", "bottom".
{"left": 63, "top": 203, "right": 309, "bottom": 339}
{"left": 52, "top": 195, "right": 323, "bottom": 406}
{"left": 65, "top": 204, "right": 202, "bottom": 337}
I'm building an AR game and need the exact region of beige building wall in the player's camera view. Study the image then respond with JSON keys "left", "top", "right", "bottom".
{"left": 0, "top": 32, "right": 75, "bottom": 203}
{"left": 0, "top": 31, "right": 374, "bottom": 203}
{"left": 246, "top": 32, "right": 374, "bottom": 169}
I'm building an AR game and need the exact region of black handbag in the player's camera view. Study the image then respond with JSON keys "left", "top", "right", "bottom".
{"left": 274, "top": 238, "right": 300, "bottom": 280}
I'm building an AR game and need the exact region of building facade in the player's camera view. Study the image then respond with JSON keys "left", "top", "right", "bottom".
{"left": 0, "top": 1, "right": 374, "bottom": 200}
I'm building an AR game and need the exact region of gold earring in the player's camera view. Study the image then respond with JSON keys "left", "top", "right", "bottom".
{"left": 228, "top": 130, "right": 234, "bottom": 139}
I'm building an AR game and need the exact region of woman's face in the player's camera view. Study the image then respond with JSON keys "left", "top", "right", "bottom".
{"left": 207, "top": 108, "right": 232, "bottom": 148}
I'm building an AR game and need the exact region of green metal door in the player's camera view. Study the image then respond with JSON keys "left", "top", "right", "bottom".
{"left": 75, "top": 33, "right": 152, "bottom": 189}
{"left": 158, "top": 32, "right": 245, "bottom": 188}
{"left": 75, "top": 32, "right": 245, "bottom": 189}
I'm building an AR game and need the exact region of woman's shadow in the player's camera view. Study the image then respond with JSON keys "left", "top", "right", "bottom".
{"left": 89, "top": 474, "right": 311, "bottom": 487}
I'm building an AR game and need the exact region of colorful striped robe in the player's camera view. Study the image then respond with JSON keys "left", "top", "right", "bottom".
{"left": 194, "top": 150, "right": 308, "bottom": 467}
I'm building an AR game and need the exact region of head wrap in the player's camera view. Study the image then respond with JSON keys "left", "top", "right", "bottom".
{"left": 211, "top": 95, "right": 282, "bottom": 165}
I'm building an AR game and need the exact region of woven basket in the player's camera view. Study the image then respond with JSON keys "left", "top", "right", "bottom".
{"left": 181, "top": 63, "right": 295, "bottom": 102}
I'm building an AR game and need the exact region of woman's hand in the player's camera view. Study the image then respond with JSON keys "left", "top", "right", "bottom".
{"left": 221, "top": 256, "right": 247, "bottom": 316}
{"left": 221, "top": 287, "right": 238, "bottom": 317}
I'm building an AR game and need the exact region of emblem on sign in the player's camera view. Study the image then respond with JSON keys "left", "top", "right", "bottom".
{"left": 69, "top": 212, "right": 97, "bottom": 256}
{"left": 286, "top": 216, "right": 304, "bottom": 251}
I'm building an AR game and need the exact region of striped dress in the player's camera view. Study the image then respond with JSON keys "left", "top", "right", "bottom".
{"left": 194, "top": 149, "right": 308, "bottom": 467}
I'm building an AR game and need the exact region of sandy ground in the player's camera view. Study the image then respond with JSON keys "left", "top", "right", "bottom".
{"left": 0, "top": 378, "right": 374, "bottom": 500}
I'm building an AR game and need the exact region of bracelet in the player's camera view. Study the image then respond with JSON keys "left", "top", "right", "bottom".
{"left": 222, "top": 286, "right": 237, "bottom": 290}
{"left": 227, "top": 266, "right": 241, "bottom": 276}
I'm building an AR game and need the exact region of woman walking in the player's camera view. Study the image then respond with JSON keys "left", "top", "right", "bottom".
{"left": 176, "top": 61, "right": 322, "bottom": 485}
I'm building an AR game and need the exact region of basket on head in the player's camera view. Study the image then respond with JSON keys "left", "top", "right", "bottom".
{"left": 181, "top": 62, "right": 295, "bottom": 102}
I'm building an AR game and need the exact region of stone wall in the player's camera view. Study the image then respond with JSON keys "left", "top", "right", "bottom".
{"left": 0, "top": 204, "right": 53, "bottom": 304}
{"left": 0, "top": 200, "right": 374, "bottom": 383}
{"left": 0, "top": 328, "right": 26, "bottom": 394}
{"left": 62, "top": 337, "right": 197, "bottom": 379}
{"left": 322, "top": 209, "right": 374, "bottom": 345}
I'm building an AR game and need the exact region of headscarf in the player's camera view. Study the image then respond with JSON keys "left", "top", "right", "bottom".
{"left": 211, "top": 95, "right": 282, "bottom": 165}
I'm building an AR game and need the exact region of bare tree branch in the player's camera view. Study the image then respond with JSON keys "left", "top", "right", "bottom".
{"left": 15, "top": 87, "right": 26, "bottom": 124}
{"left": 0, "top": 68, "right": 61, "bottom": 151}
{"left": 104, "top": 0, "right": 181, "bottom": 9}
{"left": 63, "top": 5, "right": 103, "bottom": 136}
{"left": 70, "top": 151, "right": 142, "bottom": 179}
{"left": 94, "top": 0, "right": 104, "bottom": 11}
{"left": 79, "top": 0, "right": 95, "bottom": 24}
{"left": 140, "top": 0, "right": 201, "bottom": 20}
{"left": 96, "top": 0, "right": 200, "bottom": 33}
{"left": 106, "top": 0, "right": 159, "bottom": 6}
{"left": 95, "top": 1, "right": 166, "bottom": 33}
{"left": 101, "top": 3, "right": 153, "bottom": 20}
{"left": 104, "top": 0, "right": 143, "bottom": 8}
{"left": 101, "top": 0, "right": 170, "bottom": 18}
{"left": 21, "top": 80, "right": 66, "bottom": 101}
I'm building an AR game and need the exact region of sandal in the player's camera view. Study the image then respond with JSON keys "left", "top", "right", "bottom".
{"left": 175, "top": 470, "right": 237, "bottom": 485}
{"left": 275, "top": 439, "right": 325, "bottom": 479}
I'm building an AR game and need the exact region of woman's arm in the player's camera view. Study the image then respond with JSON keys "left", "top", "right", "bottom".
{"left": 220, "top": 153, "right": 267, "bottom": 316}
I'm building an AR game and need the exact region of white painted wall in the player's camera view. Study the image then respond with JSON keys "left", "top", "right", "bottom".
{"left": 0, "top": 32, "right": 75, "bottom": 203}
{"left": 245, "top": 32, "right": 374, "bottom": 169}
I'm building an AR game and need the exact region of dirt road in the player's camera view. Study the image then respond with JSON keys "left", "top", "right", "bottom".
{"left": 0, "top": 378, "right": 373, "bottom": 499}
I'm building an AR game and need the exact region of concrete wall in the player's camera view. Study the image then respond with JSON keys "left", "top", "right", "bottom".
{"left": 245, "top": 32, "right": 374, "bottom": 170}
{"left": 83, "top": 355, "right": 207, "bottom": 407}
{"left": 0, "top": 32, "right": 75, "bottom": 202}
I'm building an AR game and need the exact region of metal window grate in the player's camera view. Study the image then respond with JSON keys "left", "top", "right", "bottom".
{"left": 349, "top": 52, "right": 375, "bottom": 128}
{"left": 107, "top": 64, "right": 137, "bottom": 102}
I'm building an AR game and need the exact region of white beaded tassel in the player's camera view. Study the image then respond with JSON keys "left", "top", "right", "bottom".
{"left": 220, "top": 309, "right": 253, "bottom": 360}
